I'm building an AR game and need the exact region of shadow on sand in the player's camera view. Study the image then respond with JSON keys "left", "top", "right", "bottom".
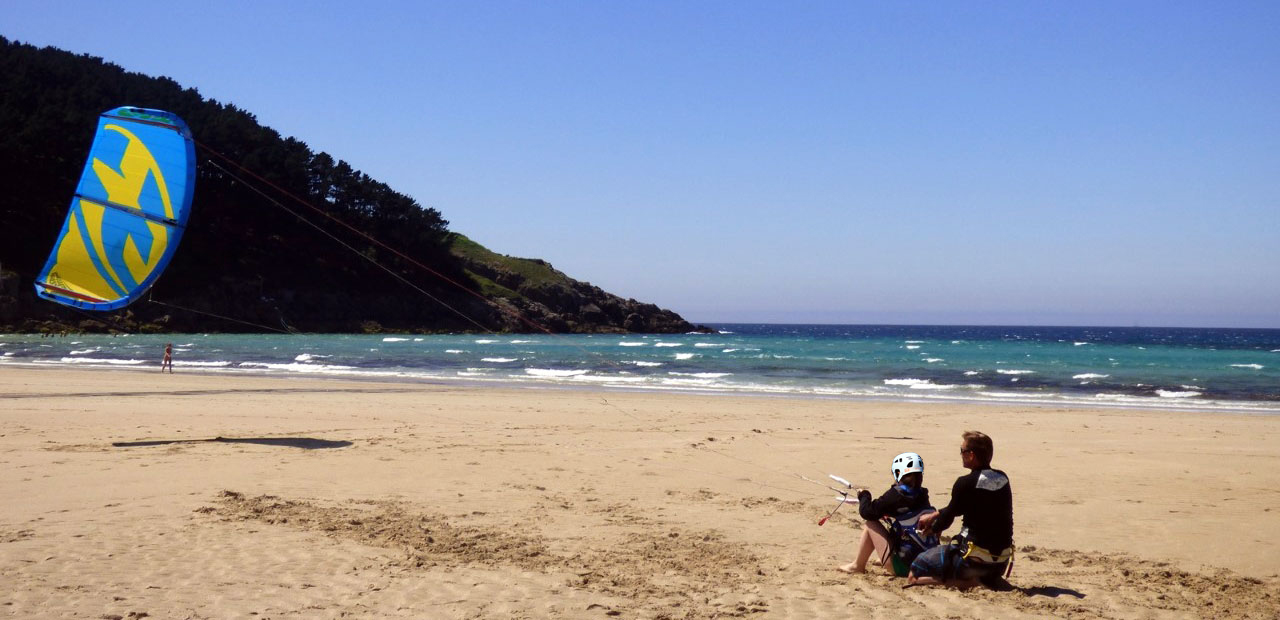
{"left": 1017, "top": 585, "right": 1086, "bottom": 599}
{"left": 111, "top": 436, "right": 353, "bottom": 449}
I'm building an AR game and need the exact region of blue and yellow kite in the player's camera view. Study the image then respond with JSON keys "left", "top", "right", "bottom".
{"left": 35, "top": 107, "right": 196, "bottom": 310}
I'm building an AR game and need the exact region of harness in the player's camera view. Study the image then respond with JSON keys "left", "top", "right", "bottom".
{"left": 883, "top": 503, "right": 940, "bottom": 576}
{"left": 941, "top": 528, "right": 1016, "bottom": 580}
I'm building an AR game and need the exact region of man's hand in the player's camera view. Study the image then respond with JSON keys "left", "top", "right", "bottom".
{"left": 916, "top": 510, "right": 939, "bottom": 535}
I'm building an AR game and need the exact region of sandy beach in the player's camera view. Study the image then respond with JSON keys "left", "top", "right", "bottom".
{"left": 2, "top": 366, "right": 1278, "bottom": 618}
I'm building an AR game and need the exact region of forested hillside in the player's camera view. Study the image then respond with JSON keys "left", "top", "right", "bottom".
{"left": 0, "top": 37, "right": 701, "bottom": 334}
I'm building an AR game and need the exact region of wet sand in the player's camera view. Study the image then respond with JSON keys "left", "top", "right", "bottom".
{"left": 2, "top": 366, "right": 1278, "bottom": 618}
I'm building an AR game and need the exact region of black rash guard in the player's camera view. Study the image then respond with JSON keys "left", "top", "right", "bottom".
{"left": 857, "top": 485, "right": 932, "bottom": 522}
{"left": 933, "top": 468, "right": 1013, "bottom": 551}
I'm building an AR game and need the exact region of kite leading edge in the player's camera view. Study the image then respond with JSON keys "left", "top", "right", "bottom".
{"left": 34, "top": 107, "right": 196, "bottom": 310}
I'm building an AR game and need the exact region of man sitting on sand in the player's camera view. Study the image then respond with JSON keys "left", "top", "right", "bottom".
{"left": 910, "top": 431, "right": 1013, "bottom": 589}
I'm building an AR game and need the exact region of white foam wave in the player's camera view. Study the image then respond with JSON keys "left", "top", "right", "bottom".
{"left": 655, "top": 342, "right": 683, "bottom": 348}
{"left": 619, "top": 342, "right": 647, "bottom": 347}
{"left": 482, "top": 357, "right": 518, "bottom": 363}
{"left": 924, "top": 358, "right": 944, "bottom": 363}
{"left": 1074, "top": 342, "right": 1090, "bottom": 346}
{"left": 382, "top": 337, "right": 410, "bottom": 342}
{"left": 905, "top": 341, "right": 925, "bottom": 344}
{"left": 884, "top": 378, "right": 928, "bottom": 387}
{"left": 675, "top": 353, "right": 696, "bottom": 360}
{"left": 510, "top": 340, "right": 535, "bottom": 344}
{"left": 1181, "top": 385, "right": 1204, "bottom": 390}
{"left": 884, "top": 378, "right": 955, "bottom": 390}
{"left": 475, "top": 339, "right": 498, "bottom": 344}
{"left": 174, "top": 361, "right": 233, "bottom": 367}
{"left": 668, "top": 372, "right": 732, "bottom": 379}
{"left": 694, "top": 343, "right": 724, "bottom": 348}
{"left": 238, "top": 362, "right": 356, "bottom": 373}
{"left": 630, "top": 361, "right": 663, "bottom": 367}
{"left": 964, "top": 371, "right": 980, "bottom": 376}
{"left": 997, "top": 369, "right": 1035, "bottom": 375}
{"left": 295, "top": 353, "right": 332, "bottom": 362}
{"left": 525, "top": 368, "right": 588, "bottom": 378}
{"left": 1231, "top": 364, "right": 1264, "bottom": 370}
{"left": 905, "top": 345, "right": 921, "bottom": 350}
{"left": 69, "top": 348, "right": 99, "bottom": 355}
{"left": 722, "top": 349, "right": 739, "bottom": 353}
{"left": 445, "top": 349, "right": 465, "bottom": 354}
{"left": 58, "top": 357, "right": 145, "bottom": 365}
{"left": 1073, "top": 373, "right": 1110, "bottom": 380}
{"left": 1157, "top": 390, "right": 1201, "bottom": 398}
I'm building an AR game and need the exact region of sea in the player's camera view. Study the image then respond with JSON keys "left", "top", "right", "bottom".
{"left": 2, "top": 324, "right": 1278, "bottom": 413}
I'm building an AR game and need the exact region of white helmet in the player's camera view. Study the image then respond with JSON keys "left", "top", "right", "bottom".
{"left": 891, "top": 452, "right": 925, "bottom": 482}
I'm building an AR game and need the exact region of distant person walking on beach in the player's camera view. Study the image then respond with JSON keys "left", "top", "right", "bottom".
{"left": 837, "top": 452, "right": 939, "bottom": 576}
{"left": 910, "top": 431, "right": 1013, "bottom": 589}
{"left": 161, "top": 343, "right": 173, "bottom": 373}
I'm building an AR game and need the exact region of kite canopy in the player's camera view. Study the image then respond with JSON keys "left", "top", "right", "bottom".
{"left": 35, "top": 107, "right": 196, "bottom": 310}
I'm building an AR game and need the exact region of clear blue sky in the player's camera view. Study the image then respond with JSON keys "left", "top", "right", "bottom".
{"left": 6, "top": 2, "right": 1278, "bottom": 327}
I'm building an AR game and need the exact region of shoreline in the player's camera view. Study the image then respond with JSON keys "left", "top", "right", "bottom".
{"left": 4, "top": 359, "right": 1278, "bottom": 416}
{"left": 2, "top": 366, "right": 1279, "bottom": 617}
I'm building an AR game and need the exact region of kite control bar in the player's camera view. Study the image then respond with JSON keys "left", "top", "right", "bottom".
{"left": 817, "top": 474, "right": 861, "bottom": 526}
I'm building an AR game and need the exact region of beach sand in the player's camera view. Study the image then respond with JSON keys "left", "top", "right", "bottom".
{"left": 2, "top": 366, "right": 1278, "bottom": 618}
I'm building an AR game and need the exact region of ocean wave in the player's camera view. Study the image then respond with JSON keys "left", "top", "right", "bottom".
{"left": 239, "top": 362, "right": 356, "bottom": 373}
{"left": 619, "top": 342, "right": 647, "bottom": 347}
{"left": 69, "top": 348, "right": 99, "bottom": 355}
{"left": 675, "top": 353, "right": 696, "bottom": 360}
{"left": 722, "top": 349, "right": 739, "bottom": 353}
{"left": 964, "top": 370, "right": 980, "bottom": 376}
{"left": 668, "top": 372, "right": 732, "bottom": 379}
{"left": 174, "top": 361, "right": 233, "bottom": 367}
{"left": 694, "top": 343, "right": 725, "bottom": 348}
{"left": 996, "top": 369, "right": 1035, "bottom": 375}
{"left": 58, "top": 357, "right": 146, "bottom": 365}
{"left": 905, "top": 341, "right": 925, "bottom": 344}
{"left": 654, "top": 342, "right": 683, "bottom": 348}
{"left": 570, "top": 374, "right": 647, "bottom": 384}
{"left": 884, "top": 378, "right": 956, "bottom": 390}
{"left": 1230, "top": 364, "right": 1264, "bottom": 370}
{"left": 1072, "top": 373, "right": 1110, "bottom": 379}
{"left": 630, "top": 361, "right": 663, "bottom": 367}
{"left": 475, "top": 339, "right": 498, "bottom": 344}
{"left": 905, "top": 345, "right": 921, "bottom": 350}
{"left": 295, "top": 353, "right": 332, "bottom": 362}
{"left": 382, "top": 337, "right": 410, "bottom": 342}
{"left": 1181, "top": 384, "right": 1204, "bottom": 390}
{"left": 525, "top": 368, "right": 589, "bottom": 378}
{"left": 883, "top": 378, "right": 928, "bottom": 387}
{"left": 482, "top": 357, "right": 518, "bottom": 363}
{"left": 445, "top": 349, "right": 465, "bottom": 354}
{"left": 1157, "top": 390, "right": 1201, "bottom": 398}
{"left": 924, "top": 358, "right": 944, "bottom": 363}
{"left": 1074, "top": 342, "right": 1090, "bottom": 346}
{"left": 510, "top": 339, "right": 536, "bottom": 344}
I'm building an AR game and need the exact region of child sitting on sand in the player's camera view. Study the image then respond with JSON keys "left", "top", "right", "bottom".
{"left": 837, "top": 452, "right": 939, "bottom": 576}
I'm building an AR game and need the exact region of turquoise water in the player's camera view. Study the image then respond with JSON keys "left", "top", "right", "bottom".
{"left": 3, "top": 324, "right": 1277, "bottom": 412}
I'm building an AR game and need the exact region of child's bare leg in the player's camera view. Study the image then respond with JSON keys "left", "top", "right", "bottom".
{"left": 837, "top": 520, "right": 891, "bottom": 573}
